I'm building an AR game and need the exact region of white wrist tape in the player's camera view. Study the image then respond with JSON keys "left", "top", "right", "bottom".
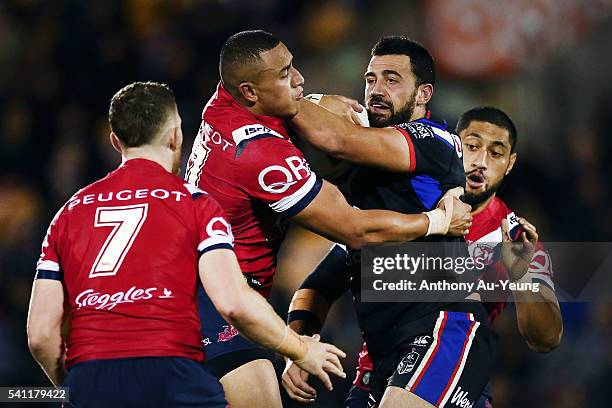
{"left": 354, "top": 105, "right": 370, "bottom": 127}
{"left": 424, "top": 207, "right": 451, "bottom": 236}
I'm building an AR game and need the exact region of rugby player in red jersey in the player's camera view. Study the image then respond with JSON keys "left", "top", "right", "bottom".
{"left": 185, "top": 31, "right": 472, "bottom": 408}
{"left": 26, "top": 82, "right": 349, "bottom": 407}
{"left": 284, "top": 105, "right": 562, "bottom": 408}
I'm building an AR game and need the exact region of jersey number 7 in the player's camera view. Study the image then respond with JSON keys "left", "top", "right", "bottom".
{"left": 89, "top": 204, "right": 149, "bottom": 278}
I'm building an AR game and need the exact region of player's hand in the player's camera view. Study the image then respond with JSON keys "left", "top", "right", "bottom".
{"left": 438, "top": 190, "right": 472, "bottom": 236}
{"left": 293, "top": 334, "right": 346, "bottom": 392}
{"left": 501, "top": 217, "right": 538, "bottom": 281}
{"left": 282, "top": 357, "right": 316, "bottom": 403}
{"left": 318, "top": 95, "right": 364, "bottom": 125}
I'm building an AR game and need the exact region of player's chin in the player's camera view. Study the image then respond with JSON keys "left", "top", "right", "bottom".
{"left": 283, "top": 103, "right": 300, "bottom": 118}
{"left": 465, "top": 185, "right": 486, "bottom": 197}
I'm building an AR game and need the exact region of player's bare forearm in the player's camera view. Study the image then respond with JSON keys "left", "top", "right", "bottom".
{"left": 29, "top": 339, "right": 66, "bottom": 386}
{"left": 229, "top": 286, "right": 309, "bottom": 360}
{"left": 290, "top": 99, "right": 352, "bottom": 155}
{"left": 288, "top": 289, "right": 330, "bottom": 336}
{"left": 290, "top": 100, "right": 411, "bottom": 172}
{"left": 513, "top": 285, "right": 563, "bottom": 353}
{"left": 293, "top": 181, "right": 428, "bottom": 249}
{"left": 362, "top": 209, "right": 429, "bottom": 244}
{"left": 27, "top": 279, "right": 67, "bottom": 386}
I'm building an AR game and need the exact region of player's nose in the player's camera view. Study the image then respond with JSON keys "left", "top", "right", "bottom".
{"left": 292, "top": 67, "right": 304, "bottom": 88}
{"left": 472, "top": 150, "right": 488, "bottom": 169}
{"left": 370, "top": 79, "right": 386, "bottom": 97}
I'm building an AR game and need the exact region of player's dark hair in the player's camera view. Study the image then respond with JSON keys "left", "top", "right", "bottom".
{"left": 456, "top": 107, "right": 518, "bottom": 153}
{"left": 219, "top": 30, "right": 281, "bottom": 89}
{"left": 109, "top": 82, "right": 176, "bottom": 148}
{"left": 371, "top": 36, "right": 435, "bottom": 86}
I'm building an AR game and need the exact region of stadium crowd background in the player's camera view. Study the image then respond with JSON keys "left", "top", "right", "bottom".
{"left": 1, "top": 1, "right": 611, "bottom": 406}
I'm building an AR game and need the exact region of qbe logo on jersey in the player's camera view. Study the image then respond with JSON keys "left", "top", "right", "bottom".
{"left": 258, "top": 156, "right": 312, "bottom": 194}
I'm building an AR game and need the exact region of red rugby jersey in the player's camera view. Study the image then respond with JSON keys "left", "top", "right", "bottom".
{"left": 185, "top": 83, "right": 322, "bottom": 298}
{"left": 466, "top": 196, "right": 554, "bottom": 322}
{"left": 354, "top": 196, "right": 555, "bottom": 377}
{"left": 36, "top": 158, "right": 234, "bottom": 367}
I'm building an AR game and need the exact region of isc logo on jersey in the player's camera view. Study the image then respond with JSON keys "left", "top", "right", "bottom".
{"left": 258, "top": 156, "right": 311, "bottom": 194}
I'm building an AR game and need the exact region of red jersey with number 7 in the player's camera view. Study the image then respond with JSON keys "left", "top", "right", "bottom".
{"left": 36, "top": 158, "right": 234, "bottom": 367}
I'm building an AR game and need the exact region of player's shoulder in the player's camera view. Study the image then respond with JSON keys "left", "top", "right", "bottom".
{"left": 395, "top": 117, "right": 461, "bottom": 154}
{"left": 203, "top": 83, "right": 290, "bottom": 148}
{"left": 490, "top": 196, "right": 518, "bottom": 224}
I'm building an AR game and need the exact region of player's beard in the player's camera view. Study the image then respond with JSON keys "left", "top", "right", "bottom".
{"left": 367, "top": 90, "right": 417, "bottom": 128}
{"left": 463, "top": 177, "right": 502, "bottom": 207}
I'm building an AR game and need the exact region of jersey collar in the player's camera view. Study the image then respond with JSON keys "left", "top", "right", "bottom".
{"left": 414, "top": 110, "right": 449, "bottom": 131}
{"left": 215, "top": 82, "right": 288, "bottom": 134}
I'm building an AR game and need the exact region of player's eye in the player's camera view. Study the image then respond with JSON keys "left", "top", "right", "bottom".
{"left": 365, "top": 77, "right": 375, "bottom": 84}
{"left": 387, "top": 78, "right": 398, "bottom": 84}
{"left": 465, "top": 143, "right": 479, "bottom": 151}
{"left": 490, "top": 151, "right": 503, "bottom": 158}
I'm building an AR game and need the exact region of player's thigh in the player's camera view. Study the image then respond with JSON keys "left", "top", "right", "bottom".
{"left": 220, "top": 358, "right": 282, "bottom": 408}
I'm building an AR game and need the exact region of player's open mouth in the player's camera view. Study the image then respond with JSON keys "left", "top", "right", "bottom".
{"left": 368, "top": 102, "right": 391, "bottom": 113}
{"left": 467, "top": 173, "right": 486, "bottom": 189}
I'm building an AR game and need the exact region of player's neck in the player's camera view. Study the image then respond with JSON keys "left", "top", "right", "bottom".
{"left": 246, "top": 103, "right": 271, "bottom": 118}
{"left": 471, "top": 193, "right": 496, "bottom": 216}
{"left": 410, "top": 105, "right": 427, "bottom": 121}
{"left": 121, "top": 146, "right": 172, "bottom": 173}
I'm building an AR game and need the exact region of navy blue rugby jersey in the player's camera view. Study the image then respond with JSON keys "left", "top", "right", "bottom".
{"left": 347, "top": 115, "right": 465, "bottom": 215}
{"left": 344, "top": 115, "right": 477, "bottom": 359}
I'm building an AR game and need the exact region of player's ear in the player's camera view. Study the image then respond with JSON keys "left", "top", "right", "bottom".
{"left": 238, "top": 82, "right": 257, "bottom": 104}
{"left": 168, "top": 126, "right": 183, "bottom": 152}
{"left": 110, "top": 132, "right": 123, "bottom": 154}
{"left": 416, "top": 83, "right": 433, "bottom": 106}
{"left": 506, "top": 152, "right": 517, "bottom": 175}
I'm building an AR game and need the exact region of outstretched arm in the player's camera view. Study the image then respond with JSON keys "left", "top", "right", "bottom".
{"left": 291, "top": 180, "right": 471, "bottom": 249}
{"left": 289, "top": 99, "right": 414, "bottom": 172}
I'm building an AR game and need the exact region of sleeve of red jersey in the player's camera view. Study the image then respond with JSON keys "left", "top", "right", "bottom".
{"left": 527, "top": 242, "right": 555, "bottom": 291}
{"left": 392, "top": 122, "right": 463, "bottom": 175}
{"left": 36, "top": 206, "right": 66, "bottom": 281}
{"left": 187, "top": 184, "right": 235, "bottom": 257}
{"left": 236, "top": 135, "right": 323, "bottom": 217}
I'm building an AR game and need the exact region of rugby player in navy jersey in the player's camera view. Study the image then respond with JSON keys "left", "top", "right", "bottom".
{"left": 283, "top": 102, "right": 563, "bottom": 407}
{"left": 283, "top": 37, "right": 497, "bottom": 407}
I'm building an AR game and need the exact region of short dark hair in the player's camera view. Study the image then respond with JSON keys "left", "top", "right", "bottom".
{"left": 456, "top": 107, "right": 518, "bottom": 152}
{"left": 109, "top": 82, "right": 176, "bottom": 147}
{"left": 219, "top": 30, "right": 281, "bottom": 88}
{"left": 371, "top": 36, "right": 435, "bottom": 86}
